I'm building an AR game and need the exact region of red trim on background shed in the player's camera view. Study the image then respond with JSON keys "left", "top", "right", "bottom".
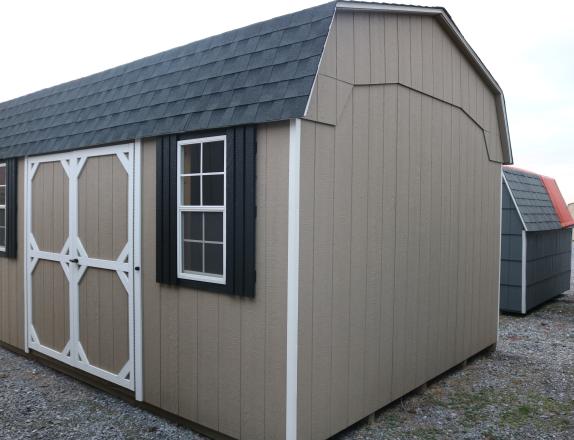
{"left": 539, "top": 175, "right": 574, "bottom": 228}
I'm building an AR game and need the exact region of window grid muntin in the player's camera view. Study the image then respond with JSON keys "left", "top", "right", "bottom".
{"left": 177, "top": 136, "right": 226, "bottom": 284}
{"left": 0, "top": 163, "right": 5, "bottom": 251}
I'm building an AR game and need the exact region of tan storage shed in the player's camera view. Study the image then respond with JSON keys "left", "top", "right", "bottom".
{"left": 0, "top": 2, "right": 512, "bottom": 439}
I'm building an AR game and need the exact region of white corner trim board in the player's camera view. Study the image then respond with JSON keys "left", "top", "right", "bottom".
{"left": 286, "top": 118, "right": 301, "bottom": 440}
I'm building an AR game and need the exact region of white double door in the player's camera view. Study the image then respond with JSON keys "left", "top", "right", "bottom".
{"left": 25, "top": 143, "right": 140, "bottom": 391}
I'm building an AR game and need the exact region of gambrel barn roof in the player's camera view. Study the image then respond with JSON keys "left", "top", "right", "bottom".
{"left": 0, "top": 1, "right": 512, "bottom": 161}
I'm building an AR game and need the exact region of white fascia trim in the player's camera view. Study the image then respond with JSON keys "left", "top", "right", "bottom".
{"left": 335, "top": 1, "right": 513, "bottom": 164}
{"left": 502, "top": 171, "right": 528, "bottom": 231}
{"left": 286, "top": 118, "right": 301, "bottom": 440}
{"left": 521, "top": 230, "right": 527, "bottom": 314}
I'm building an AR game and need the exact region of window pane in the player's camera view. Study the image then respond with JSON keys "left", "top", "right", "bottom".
{"left": 0, "top": 227, "right": 4, "bottom": 248}
{"left": 0, "top": 209, "right": 4, "bottom": 227}
{"left": 183, "top": 212, "right": 202, "bottom": 241}
{"left": 204, "top": 212, "right": 223, "bottom": 242}
{"left": 0, "top": 166, "right": 5, "bottom": 185}
{"left": 203, "top": 141, "right": 224, "bottom": 173}
{"left": 202, "top": 175, "right": 224, "bottom": 205}
{"left": 183, "top": 241, "right": 203, "bottom": 273}
{"left": 205, "top": 243, "right": 223, "bottom": 275}
{"left": 182, "top": 176, "right": 200, "bottom": 205}
{"left": 0, "top": 187, "right": 5, "bottom": 205}
{"left": 182, "top": 143, "right": 201, "bottom": 174}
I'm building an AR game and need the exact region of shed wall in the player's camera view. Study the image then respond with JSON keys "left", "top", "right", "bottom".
{"left": 305, "top": 11, "right": 505, "bottom": 163}
{"left": 141, "top": 122, "right": 289, "bottom": 440}
{"left": 500, "top": 181, "right": 524, "bottom": 313}
{"left": 525, "top": 229, "right": 572, "bottom": 311}
{"left": 298, "top": 10, "right": 502, "bottom": 440}
{"left": 0, "top": 158, "right": 25, "bottom": 350}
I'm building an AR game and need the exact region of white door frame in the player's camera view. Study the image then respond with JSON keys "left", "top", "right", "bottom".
{"left": 24, "top": 143, "right": 142, "bottom": 394}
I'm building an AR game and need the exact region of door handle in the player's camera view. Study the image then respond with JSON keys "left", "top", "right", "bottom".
{"left": 69, "top": 258, "right": 79, "bottom": 264}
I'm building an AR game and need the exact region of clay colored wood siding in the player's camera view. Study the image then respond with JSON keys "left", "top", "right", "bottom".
{"left": 141, "top": 122, "right": 289, "bottom": 440}
{"left": 299, "top": 11, "right": 502, "bottom": 440}
{"left": 0, "top": 158, "right": 25, "bottom": 350}
{"left": 306, "top": 11, "right": 505, "bottom": 163}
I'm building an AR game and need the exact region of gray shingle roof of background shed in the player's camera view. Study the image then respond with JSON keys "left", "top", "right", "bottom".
{"left": 0, "top": 1, "right": 336, "bottom": 159}
{"left": 503, "top": 168, "right": 562, "bottom": 232}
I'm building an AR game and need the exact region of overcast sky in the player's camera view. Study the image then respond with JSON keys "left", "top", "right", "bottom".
{"left": 1, "top": 0, "right": 572, "bottom": 202}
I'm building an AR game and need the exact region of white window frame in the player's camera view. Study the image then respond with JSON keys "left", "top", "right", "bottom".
{"left": 176, "top": 135, "right": 227, "bottom": 284}
{"left": 0, "top": 163, "right": 6, "bottom": 252}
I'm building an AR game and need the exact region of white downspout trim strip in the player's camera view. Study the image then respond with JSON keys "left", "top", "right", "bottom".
{"left": 286, "top": 118, "right": 301, "bottom": 440}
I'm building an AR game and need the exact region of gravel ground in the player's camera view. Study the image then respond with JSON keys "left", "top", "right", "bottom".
{"left": 1, "top": 247, "right": 573, "bottom": 439}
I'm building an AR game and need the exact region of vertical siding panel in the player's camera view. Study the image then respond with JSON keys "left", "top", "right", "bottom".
{"left": 452, "top": 49, "right": 461, "bottom": 108}
{"left": 384, "top": 15, "right": 399, "bottom": 83}
{"left": 442, "top": 31, "right": 453, "bottom": 104}
{"left": 142, "top": 139, "right": 161, "bottom": 406}
{"left": 379, "top": 84, "right": 397, "bottom": 404}
{"left": 421, "top": 17, "right": 434, "bottom": 99}
{"left": 264, "top": 123, "right": 289, "bottom": 440}
{"left": 311, "top": 124, "right": 335, "bottom": 439}
{"left": 178, "top": 288, "right": 199, "bottom": 421}
{"left": 457, "top": 113, "right": 470, "bottom": 360}
{"left": 160, "top": 287, "right": 180, "bottom": 416}
{"left": 449, "top": 107, "right": 462, "bottom": 364}
{"left": 336, "top": 12, "right": 354, "bottom": 84}
{"left": 468, "top": 69, "right": 478, "bottom": 126}
{"left": 405, "top": 88, "right": 421, "bottom": 391}
{"left": 16, "top": 159, "right": 25, "bottom": 348}
{"left": 410, "top": 16, "right": 423, "bottom": 91}
{"left": 428, "top": 97, "right": 442, "bottom": 379}
{"left": 431, "top": 21, "right": 444, "bottom": 101}
{"left": 370, "top": 13, "right": 385, "bottom": 83}
{"left": 218, "top": 296, "right": 241, "bottom": 437}
{"left": 348, "top": 86, "right": 369, "bottom": 421}
{"left": 297, "top": 122, "right": 315, "bottom": 440}
{"left": 317, "top": 76, "right": 337, "bottom": 125}
{"left": 460, "top": 58, "right": 470, "bottom": 119}
{"left": 364, "top": 85, "right": 384, "bottom": 411}
{"left": 330, "top": 90, "right": 353, "bottom": 432}
{"left": 197, "top": 292, "right": 218, "bottom": 429}
{"left": 416, "top": 95, "right": 432, "bottom": 385}
{"left": 439, "top": 104, "right": 453, "bottom": 370}
{"left": 391, "top": 85, "right": 410, "bottom": 398}
{"left": 354, "top": 12, "right": 371, "bottom": 84}
{"left": 397, "top": 15, "right": 411, "bottom": 86}
{"left": 241, "top": 126, "right": 267, "bottom": 440}
{"left": 321, "top": 15, "right": 337, "bottom": 78}
{"left": 463, "top": 117, "right": 475, "bottom": 358}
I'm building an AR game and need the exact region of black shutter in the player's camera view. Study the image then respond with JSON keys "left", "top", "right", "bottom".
{"left": 1, "top": 158, "right": 17, "bottom": 259}
{"left": 156, "top": 126, "right": 256, "bottom": 297}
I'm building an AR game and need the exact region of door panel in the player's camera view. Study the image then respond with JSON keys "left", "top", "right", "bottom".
{"left": 31, "top": 161, "right": 69, "bottom": 253}
{"left": 31, "top": 259, "right": 69, "bottom": 352}
{"left": 78, "top": 155, "right": 128, "bottom": 261}
{"left": 26, "top": 144, "right": 138, "bottom": 391}
{"left": 79, "top": 267, "right": 129, "bottom": 375}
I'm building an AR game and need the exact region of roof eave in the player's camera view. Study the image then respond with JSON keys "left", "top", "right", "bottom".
{"left": 335, "top": 1, "right": 513, "bottom": 164}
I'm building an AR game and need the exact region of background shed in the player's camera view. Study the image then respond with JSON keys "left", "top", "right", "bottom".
{"left": 501, "top": 167, "right": 573, "bottom": 314}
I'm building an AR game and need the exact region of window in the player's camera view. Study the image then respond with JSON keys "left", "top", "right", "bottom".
{"left": 0, "top": 163, "right": 5, "bottom": 251}
{"left": 177, "top": 136, "right": 226, "bottom": 284}
{"left": 156, "top": 127, "right": 256, "bottom": 296}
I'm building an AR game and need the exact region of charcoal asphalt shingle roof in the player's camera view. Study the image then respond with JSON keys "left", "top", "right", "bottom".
{"left": 0, "top": 1, "right": 336, "bottom": 159}
{"left": 503, "top": 167, "right": 562, "bottom": 232}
